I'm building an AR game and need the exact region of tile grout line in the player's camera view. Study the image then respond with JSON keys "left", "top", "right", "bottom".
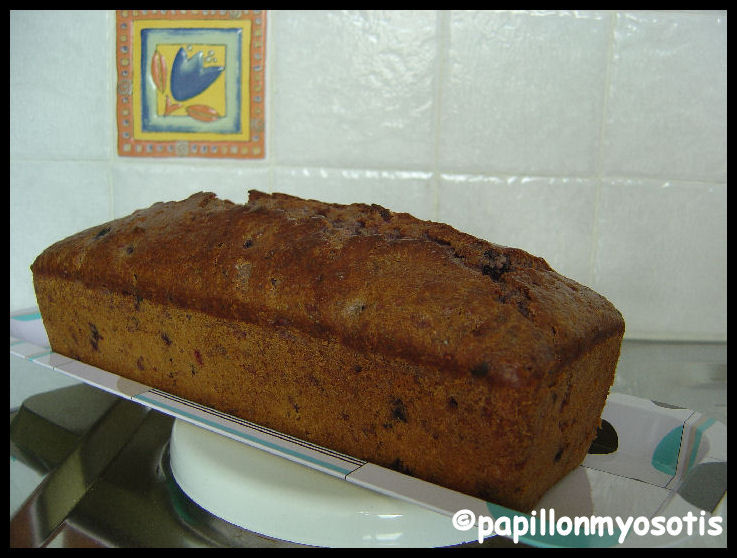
{"left": 588, "top": 11, "right": 619, "bottom": 289}
{"left": 265, "top": 10, "right": 276, "bottom": 196}
{"left": 265, "top": 162, "right": 726, "bottom": 189}
{"left": 429, "top": 10, "right": 452, "bottom": 222}
{"left": 109, "top": 9, "right": 118, "bottom": 220}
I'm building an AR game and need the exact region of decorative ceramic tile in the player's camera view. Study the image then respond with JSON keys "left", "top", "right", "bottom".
{"left": 116, "top": 10, "right": 266, "bottom": 159}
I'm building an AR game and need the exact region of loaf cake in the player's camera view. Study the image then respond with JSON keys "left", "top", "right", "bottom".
{"left": 31, "top": 190, "right": 624, "bottom": 512}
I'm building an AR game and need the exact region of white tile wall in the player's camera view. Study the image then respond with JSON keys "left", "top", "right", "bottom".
{"left": 273, "top": 167, "right": 436, "bottom": 220}
{"left": 602, "top": 11, "right": 727, "bottom": 182}
{"left": 437, "top": 175, "right": 598, "bottom": 287}
{"left": 10, "top": 160, "right": 112, "bottom": 309}
{"left": 110, "top": 162, "right": 271, "bottom": 216}
{"left": 440, "top": 10, "right": 611, "bottom": 176}
{"left": 10, "top": 10, "right": 727, "bottom": 341}
{"left": 595, "top": 179, "right": 727, "bottom": 340}
{"left": 10, "top": 10, "right": 113, "bottom": 160}
{"left": 271, "top": 10, "right": 438, "bottom": 169}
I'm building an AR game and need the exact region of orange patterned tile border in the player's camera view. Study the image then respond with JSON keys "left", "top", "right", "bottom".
{"left": 116, "top": 10, "right": 266, "bottom": 158}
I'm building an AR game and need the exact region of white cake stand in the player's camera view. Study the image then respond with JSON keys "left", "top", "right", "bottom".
{"left": 169, "top": 418, "right": 475, "bottom": 548}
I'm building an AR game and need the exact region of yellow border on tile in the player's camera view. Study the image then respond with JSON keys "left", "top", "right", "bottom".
{"left": 132, "top": 18, "right": 251, "bottom": 142}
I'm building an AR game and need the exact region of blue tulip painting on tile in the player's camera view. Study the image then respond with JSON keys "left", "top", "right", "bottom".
{"left": 170, "top": 47, "right": 225, "bottom": 101}
{"left": 121, "top": 11, "right": 266, "bottom": 159}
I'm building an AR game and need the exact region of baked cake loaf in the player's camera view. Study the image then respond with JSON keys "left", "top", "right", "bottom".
{"left": 31, "top": 190, "right": 624, "bottom": 512}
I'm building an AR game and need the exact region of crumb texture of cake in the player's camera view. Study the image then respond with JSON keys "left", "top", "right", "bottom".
{"left": 31, "top": 191, "right": 625, "bottom": 511}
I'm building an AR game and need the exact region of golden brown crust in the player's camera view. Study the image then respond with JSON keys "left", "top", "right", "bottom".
{"left": 32, "top": 191, "right": 624, "bottom": 389}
